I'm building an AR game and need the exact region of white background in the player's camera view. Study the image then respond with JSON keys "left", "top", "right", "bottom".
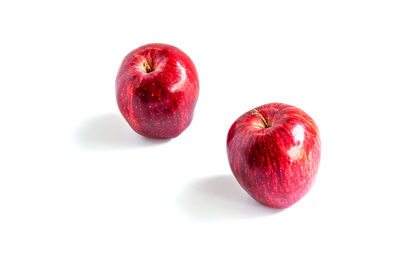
{"left": 0, "top": 0, "right": 399, "bottom": 266}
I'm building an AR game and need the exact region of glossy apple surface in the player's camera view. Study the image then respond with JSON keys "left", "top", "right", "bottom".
{"left": 116, "top": 43, "right": 199, "bottom": 138}
{"left": 227, "top": 103, "right": 321, "bottom": 208}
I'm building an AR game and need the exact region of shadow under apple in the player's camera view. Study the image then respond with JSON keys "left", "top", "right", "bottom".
{"left": 74, "top": 113, "right": 169, "bottom": 151}
{"left": 177, "top": 174, "right": 281, "bottom": 222}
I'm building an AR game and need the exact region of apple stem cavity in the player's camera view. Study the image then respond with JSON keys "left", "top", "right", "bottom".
{"left": 251, "top": 109, "right": 271, "bottom": 128}
{"left": 143, "top": 61, "right": 154, "bottom": 73}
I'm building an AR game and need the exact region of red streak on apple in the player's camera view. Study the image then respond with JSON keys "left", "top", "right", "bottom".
{"left": 227, "top": 103, "right": 321, "bottom": 208}
{"left": 116, "top": 43, "right": 199, "bottom": 138}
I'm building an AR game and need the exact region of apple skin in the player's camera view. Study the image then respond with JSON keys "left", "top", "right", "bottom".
{"left": 227, "top": 103, "right": 321, "bottom": 209}
{"left": 116, "top": 43, "right": 199, "bottom": 138}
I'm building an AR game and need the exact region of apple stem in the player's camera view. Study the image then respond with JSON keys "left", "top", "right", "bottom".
{"left": 251, "top": 109, "right": 270, "bottom": 128}
{"left": 143, "top": 61, "right": 153, "bottom": 73}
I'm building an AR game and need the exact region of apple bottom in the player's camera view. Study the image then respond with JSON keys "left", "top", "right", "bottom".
{"left": 237, "top": 177, "right": 316, "bottom": 209}
{"left": 121, "top": 103, "right": 195, "bottom": 139}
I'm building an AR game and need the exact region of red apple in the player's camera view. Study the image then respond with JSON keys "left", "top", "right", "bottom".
{"left": 227, "top": 103, "right": 321, "bottom": 208}
{"left": 116, "top": 43, "right": 199, "bottom": 138}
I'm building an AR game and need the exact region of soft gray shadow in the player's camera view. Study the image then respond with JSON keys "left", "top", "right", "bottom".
{"left": 177, "top": 175, "right": 281, "bottom": 222}
{"left": 74, "top": 113, "right": 170, "bottom": 150}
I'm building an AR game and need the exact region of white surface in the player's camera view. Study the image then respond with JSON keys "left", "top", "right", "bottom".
{"left": 0, "top": 0, "right": 399, "bottom": 266}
